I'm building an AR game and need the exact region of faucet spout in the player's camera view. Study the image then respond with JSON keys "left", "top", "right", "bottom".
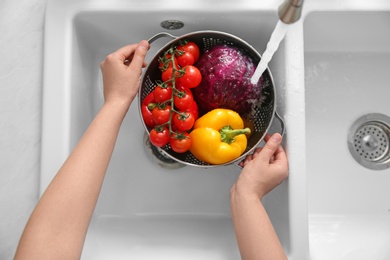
{"left": 278, "top": 0, "right": 304, "bottom": 24}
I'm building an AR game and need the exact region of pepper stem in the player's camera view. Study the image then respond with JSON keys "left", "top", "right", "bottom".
{"left": 220, "top": 125, "right": 251, "bottom": 144}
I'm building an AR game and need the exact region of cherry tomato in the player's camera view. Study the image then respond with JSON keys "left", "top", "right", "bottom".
{"left": 159, "top": 54, "right": 178, "bottom": 71}
{"left": 174, "top": 86, "right": 198, "bottom": 119}
{"left": 172, "top": 111, "right": 195, "bottom": 132}
{"left": 149, "top": 127, "right": 170, "bottom": 147}
{"left": 178, "top": 65, "right": 202, "bottom": 89}
{"left": 185, "top": 100, "right": 199, "bottom": 121}
{"left": 152, "top": 105, "right": 171, "bottom": 125}
{"left": 177, "top": 42, "right": 200, "bottom": 62}
{"left": 162, "top": 67, "right": 180, "bottom": 83}
{"left": 176, "top": 84, "right": 194, "bottom": 98}
{"left": 177, "top": 51, "right": 195, "bottom": 67}
{"left": 153, "top": 84, "right": 173, "bottom": 103}
{"left": 170, "top": 132, "right": 192, "bottom": 153}
{"left": 141, "top": 92, "right": 156, "bottom": 128}
{"left": 174, "top": 87, "right": 194, "bottom": 110}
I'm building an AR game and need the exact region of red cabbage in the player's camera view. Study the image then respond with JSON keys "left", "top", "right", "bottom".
{"left": 193, "top": 44, "right": 263, "bottom": 116}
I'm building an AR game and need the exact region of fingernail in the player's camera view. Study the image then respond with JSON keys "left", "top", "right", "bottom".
{"left": 271, "top": 133, "right": 282, "bottom": 142}
{"left": 139, "top": 40, "right": 149, "bottom": 50}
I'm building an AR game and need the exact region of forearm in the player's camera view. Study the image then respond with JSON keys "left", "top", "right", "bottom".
{"left": 230, "top": 188, "right": 287, "bottom": 260}
{"left": 15, "top": 101, "right": 129, "bottom": 259}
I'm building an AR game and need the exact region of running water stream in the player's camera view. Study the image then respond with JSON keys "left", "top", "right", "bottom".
{"left": 251, "top": 20, "right": 290, "bottom": 84}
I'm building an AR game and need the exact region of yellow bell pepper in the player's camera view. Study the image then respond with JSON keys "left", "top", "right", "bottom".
{"left": 189, "top": 108, "right": 251, "bottom": 164}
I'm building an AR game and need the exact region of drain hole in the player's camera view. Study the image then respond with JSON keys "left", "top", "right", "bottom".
{"left": 160, "top": 20, "right": 184, "bottom": 30}
{"left": 348, "top": 113, "right": 390, "bottom": 170}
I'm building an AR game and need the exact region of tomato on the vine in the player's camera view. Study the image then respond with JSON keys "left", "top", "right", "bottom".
{"left": 161, "top": 67, "right": 180, "bottom": 83}
{"left": 159, "top": 54, "right": 178, "bottom": 71}
{"left": 153, "top": 84, "right": 172, "bottom": 103}
{"left": 177, "top": 42, "right": 200, "bottom": 62}
{"left": 174, "top": 87, "right": 194, "bottom": 110}
{"left": 152, "top": 105, "right": 171, "bottom": 125}
{"left": 172, "top": 111, "right": 195, "bottom": 132}
{"left": 176, "top": 84, "right": 193, "bottom": 98}
{"left": 170, "top": 132, "right": 192, "bottom": 153}
{"left": 141, "top": 92, "right": 156, "bottom": 128}
{"left": 150, "top": 127, "right": 170, "bottom": 147}
{"left": 177, "top": 51, "right": 195, "bottom": 67}
{"left": 178, "top": 65, "right": 202, "bottom": 89}
{"left": 185, "top": 100, "right": 199, "bottom": 121}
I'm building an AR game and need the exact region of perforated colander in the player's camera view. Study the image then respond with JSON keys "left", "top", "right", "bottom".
{"left": 138, "top": 30, "right": 284, "bottom": 167}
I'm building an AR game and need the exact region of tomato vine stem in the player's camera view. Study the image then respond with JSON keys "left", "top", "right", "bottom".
{"left": 154, "top": 45, "right": 186, "bottom": 138}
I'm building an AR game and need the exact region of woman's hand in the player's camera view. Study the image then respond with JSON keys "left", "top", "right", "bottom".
{"left": 232, "top": 133, "right": 288, "bottom": 200}
{"left": 230, "top": 133, "right": 288, "bottom": 260}
{"left": 100, "top": 40, "right": 149, "bottom": 108}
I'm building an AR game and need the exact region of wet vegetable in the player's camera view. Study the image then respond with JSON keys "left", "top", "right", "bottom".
{"left": 193, "top": 45, "right": 263, "bottom": 115}
{"left": 189, "top": 108, "right": 251, "bottom": 164}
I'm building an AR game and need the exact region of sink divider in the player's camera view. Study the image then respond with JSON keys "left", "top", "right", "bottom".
{"left": 282, "top": 20, "right": 310, "bottom": 259}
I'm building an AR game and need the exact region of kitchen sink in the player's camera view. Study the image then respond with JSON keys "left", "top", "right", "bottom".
{"left": 42, "top": 0, "right": 390, "bottom": 259}
{"left": 304, "top": 6, "right": 390, "bottom": 260}
{"left": 42, "top": 0, "right": 308, "bottom": 259}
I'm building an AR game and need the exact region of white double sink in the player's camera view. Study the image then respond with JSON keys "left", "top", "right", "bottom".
{"left": 41, "top": 0, "right": 390, "bottom": 259}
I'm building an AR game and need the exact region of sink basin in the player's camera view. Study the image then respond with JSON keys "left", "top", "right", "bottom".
{"left": 304, "top": 8, "right": 390, "bottom": 260}
{"left": 44, "top": 0, "right": 390, "bottom": 259}
{"left": 42, "top": 0, "right": 308, "bottom": 259}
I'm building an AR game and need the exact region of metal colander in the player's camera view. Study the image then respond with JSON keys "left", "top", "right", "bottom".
{"left": 138, "top": 30, "right": 284, "bottom": 167}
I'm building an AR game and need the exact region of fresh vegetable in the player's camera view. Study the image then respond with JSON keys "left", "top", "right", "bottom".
{"left": 153, "top": 83, "right": 173, "bottom": 103}
{"left": 177, "top": 51, "right": 195, "bottom": 67}
{"left": 170, "top": 132, "right": 192, "bottom": 153}
{"left": 185, "top": 101, "right": 199, "bottom": 121}
{"left": 161, "top": 67, "right": 180, "bottom": 83}
{"left": 189, "top": 108, "right": 251, "bottom": 164}
{"left": 193, "top": 44, "right": 263, "bottom": 115}
{"left": 159, "top": 54, "right": 178, "bottom": 71}
{"left": 151, "top": 105, "right": 171, "bottom": 125}
{"left": 149, "top": 127, "right": 170, "bottom": 147}
{"left": 173, "top": 87, "right": 194, "bottom": 110}
{"left": 141, "top": 40, "right": 202, "bottom": 153}
{"left": 172, "top": 111, "right": 195, "bottom": 132}
{"left": 179, "top": 65, "right": 202, "bottom": 89}
{"left": 177, "top": 41, "right": 200, "bottom": 62}
{"left": 141, "top": 92, "right": 156, "bottom": 128}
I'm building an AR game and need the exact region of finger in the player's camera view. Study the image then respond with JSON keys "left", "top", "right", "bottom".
{"left": 263, "top": 133, "right": 284, "bottom": 162}
{"left": 272, "top": 142, "right": 288, "bottom": 166}
{"left": 255, "top": 134, "right": 271, "bottom": 158}
{"left": 113, "top": 44, "right": 139, "bottom": 63}
{"left": 124, "top": 58, "right": 147, "bottom": 67}
{"left": 258, "top": 133, "right": 282, "bottom": 163}
{"left": 251, "top": 134, "right": 270, "bottom": 159}
{"left": 252, "top": 147, "right": 263, "bottom": 158}
{"left": 263, "top": 134, "right": 272, "bottom": 142}
{"left": 128, "top": 40, "right": 149, "bottom": 72}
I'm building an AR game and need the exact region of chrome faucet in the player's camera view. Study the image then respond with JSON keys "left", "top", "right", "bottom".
{"left": 278, "top": 0, "right": 304, "bottom": 24}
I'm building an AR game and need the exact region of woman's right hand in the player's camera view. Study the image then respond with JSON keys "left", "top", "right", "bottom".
{"left": 231, "top": 133, "right": 288, "bottom": 200}
{"left": 100, "top": 40, "right": 150, "bottom": 109}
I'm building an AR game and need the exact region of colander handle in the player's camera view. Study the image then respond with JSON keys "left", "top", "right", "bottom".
{"left": 274, "top": 111, "right": 285, "bottom": 137}
{"left": 148, "top": 32, "right": 178, "bottom": 44}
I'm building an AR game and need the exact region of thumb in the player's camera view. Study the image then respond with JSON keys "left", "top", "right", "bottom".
{"left": 128, "top": 40, "right": 149, "bottom": 73}
{"left": 258, "top": 133, "right": 282, "bottom": 163}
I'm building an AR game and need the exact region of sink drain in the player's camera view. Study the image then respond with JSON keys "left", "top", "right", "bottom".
{"left": 160, "top": 20, "right": 184, "bottom": 30}
{"left": 348, "top": 113, "right": 390, "bottom": 170}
